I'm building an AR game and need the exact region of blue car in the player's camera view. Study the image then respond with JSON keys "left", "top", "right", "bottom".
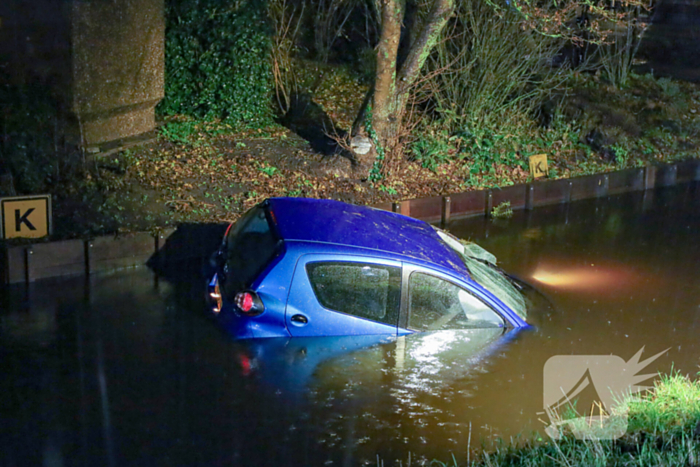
{"left": 207, "top": 198, "right": 529, "bottom": 339}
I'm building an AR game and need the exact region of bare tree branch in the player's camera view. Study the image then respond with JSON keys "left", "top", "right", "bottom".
{"left": 397, "top": 0, "right": 455, "bottom": 91}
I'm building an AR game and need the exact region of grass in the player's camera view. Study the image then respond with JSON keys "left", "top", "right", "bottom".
{"left": 428, "top": 373, "right": 700, "bottom": 467}
{"left": 626, "top": 372, "right": 700, "bottom": 435}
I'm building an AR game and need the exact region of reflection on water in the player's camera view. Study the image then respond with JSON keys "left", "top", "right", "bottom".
{"left": 531, "top": 261, "right": 641, "bottom": 290}
{"left": 1, "top": 182, "right": 700, "bottom": 465}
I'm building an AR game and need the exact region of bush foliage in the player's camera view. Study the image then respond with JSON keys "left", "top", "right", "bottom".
{"left": 0, "top": 80, "right": 66, "bottom": 194}
{"left": 159, "top": 0, "right": 274, "bottom": 127}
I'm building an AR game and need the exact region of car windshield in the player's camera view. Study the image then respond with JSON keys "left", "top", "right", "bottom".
{"left": 434, "top": 228, "right": 528, "bottom": 319}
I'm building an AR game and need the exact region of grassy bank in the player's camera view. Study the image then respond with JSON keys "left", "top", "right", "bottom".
{"left": 13, "top": 66, "right": 687, "bottom": 239}
{"left": 432, "top": 373, "right": 700, "bottom": 467}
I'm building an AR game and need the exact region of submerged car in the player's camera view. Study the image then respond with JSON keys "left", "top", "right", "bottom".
{"left": 207, "top": 197, "right": 530, "bottom": 339}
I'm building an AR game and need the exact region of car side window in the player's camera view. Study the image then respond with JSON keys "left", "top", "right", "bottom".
{"left": 408, "top": 272, "right": 505, "bottom": 331}
{"left": 306, "top": 262, "right": 401, "bottom": 326}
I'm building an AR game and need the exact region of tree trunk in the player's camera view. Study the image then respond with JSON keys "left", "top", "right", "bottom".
{"left": 351, "top": 0, "right": 454, "bottom": 180}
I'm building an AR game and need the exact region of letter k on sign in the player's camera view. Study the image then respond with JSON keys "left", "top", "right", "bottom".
{"left": 15, "top": 208, "right": 36, "bottom": 231}
{"left": 1, "top": 195, "right": 51, "bottom": 239}
{"left": 529, "top": 154, "right": 549, "bottom": 178}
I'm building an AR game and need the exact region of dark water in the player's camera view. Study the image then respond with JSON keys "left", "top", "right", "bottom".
{"left": 2, "top": 182, "right": 699, "bottom": 466}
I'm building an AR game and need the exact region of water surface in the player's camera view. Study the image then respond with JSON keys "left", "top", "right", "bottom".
{"left": 1, "top": 182, "right": 699, "bottom": 466}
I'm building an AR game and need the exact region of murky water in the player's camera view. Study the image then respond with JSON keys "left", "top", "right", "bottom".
{"left": 2, "top": 182, "right": 699, "bottom": 466}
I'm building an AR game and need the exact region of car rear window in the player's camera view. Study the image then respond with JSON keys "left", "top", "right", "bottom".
{"left": 306, "top": 262, "right": 400, "bottom": 326}
{"left": 224, "top": 206, "right": 279, "bottom": 293}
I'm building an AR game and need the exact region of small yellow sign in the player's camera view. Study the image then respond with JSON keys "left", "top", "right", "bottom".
{"left": 529, "top": 154, "right": 549, "bottom": 178}
{"left": 1, "top": 195, "right": 52, "bottom": 239}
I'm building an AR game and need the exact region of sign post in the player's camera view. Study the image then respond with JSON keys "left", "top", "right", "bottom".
{"left": 1, "top": 195, "right": 52, "bottom": 239}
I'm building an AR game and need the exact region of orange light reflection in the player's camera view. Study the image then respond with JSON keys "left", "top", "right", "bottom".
{"left": 531, "top": 265, "right": 635, "bottom": 290}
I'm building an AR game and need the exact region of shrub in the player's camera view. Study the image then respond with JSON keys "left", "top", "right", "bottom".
{"left": 159, "top": 0, "right": 274, "bottom": 128}
{"left": 657, "top": 77, "right": 681, "bottom": 98}
{"left": 159, "top": 120, "right": 200, "bottom": 145}
{"left": 0, "top": 80, "right": 66, "bottom": 194}
{"left": 594, "top": 2, "right": 651, "bottom": 88}
{"left": 421, "top": 0, "right": 566, "bottom": 139}
{"left": 268, "top": 0, "right": 306, "bottom": 114}
{"left": 410, "top": 131, "right": 454, "bottom": 172}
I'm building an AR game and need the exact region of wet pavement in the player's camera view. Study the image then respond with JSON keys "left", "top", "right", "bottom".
{"left": 1, "top": 182, "right": 699, "bottom": 466}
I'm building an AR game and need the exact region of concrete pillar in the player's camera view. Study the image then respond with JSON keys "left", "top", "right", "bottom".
{"left": 71, "top": 0, "right": 164, "bottom": 149}
{"left": 0, "top": 0, "right": 163, "bottom": 151}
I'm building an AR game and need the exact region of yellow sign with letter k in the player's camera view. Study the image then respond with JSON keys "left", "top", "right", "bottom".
{"left": 1, "top": 195, "right": 52, "bottom": 239}
{"left": 529, "top": 154, "right": 549, "bottom": 178}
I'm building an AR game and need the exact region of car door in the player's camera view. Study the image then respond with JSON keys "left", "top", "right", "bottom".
{"left": 400, "top": 265, "right": 509, "bottom": 332}
{"left": 286, "top": 255, "right": 401, "bottom": 337}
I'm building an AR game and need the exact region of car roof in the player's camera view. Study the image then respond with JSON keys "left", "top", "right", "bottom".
{"left": 267, "top": 197, "right": 469, "bottom": 277}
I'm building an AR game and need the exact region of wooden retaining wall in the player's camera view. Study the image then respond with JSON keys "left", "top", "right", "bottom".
{"left": 372, "top": 161, "right": 699, "bottom": 224}
{"left": 1, "top": 223, "right": 229, "bottom": 285}
{"left": 2, "top": 161, "right": 699, "bottom": 285}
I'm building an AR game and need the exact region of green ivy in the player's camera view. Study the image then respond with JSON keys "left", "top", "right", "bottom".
{"left": 364, "top": 106, "right": 385, "bottom": 183}
{"left": 159, "top": 120, "right": 200, "bottom": 145}
{"left": 159, "top": 0, "right": 274, "bottom": 128}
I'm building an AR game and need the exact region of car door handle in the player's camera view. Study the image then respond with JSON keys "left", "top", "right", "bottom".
{"left": 291, "top": 314, "right": 308, "bottom": 325}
